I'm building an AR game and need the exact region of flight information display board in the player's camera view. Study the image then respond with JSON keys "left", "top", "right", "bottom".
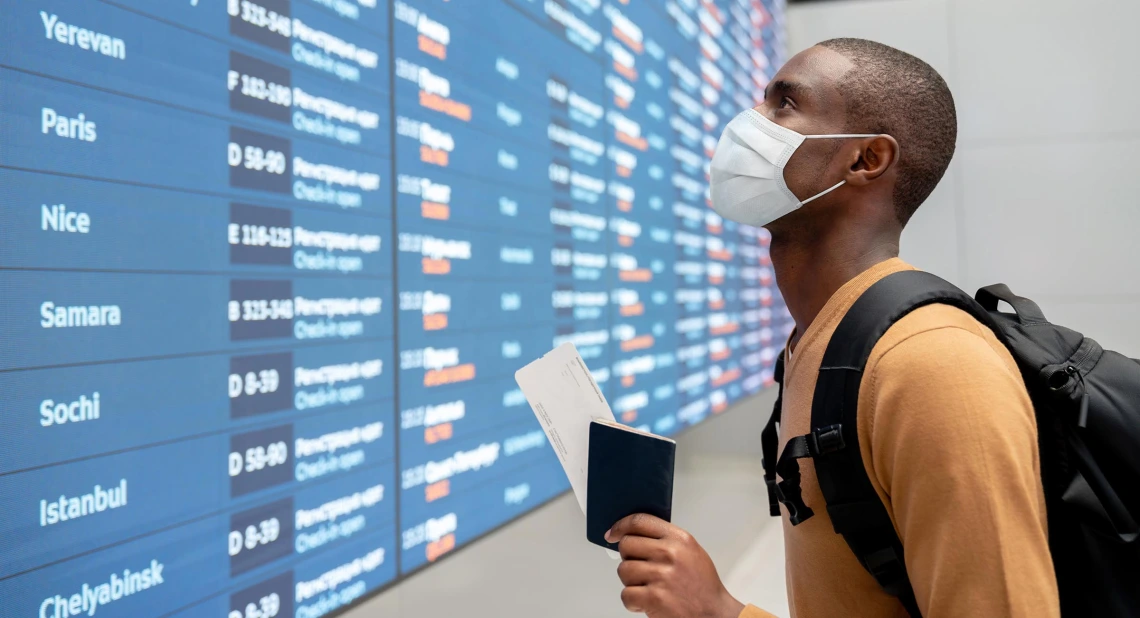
{"left": 0, "top": 0, "right": 789, "bottom": 616}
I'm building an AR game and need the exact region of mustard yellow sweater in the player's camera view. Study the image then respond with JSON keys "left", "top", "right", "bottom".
{"left": 742, "top": 259, "right": 1060, "bottom": 618}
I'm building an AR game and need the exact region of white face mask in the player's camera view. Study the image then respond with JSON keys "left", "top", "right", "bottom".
{"left": 709, "top": 108, "right": 879, "bottom": 227}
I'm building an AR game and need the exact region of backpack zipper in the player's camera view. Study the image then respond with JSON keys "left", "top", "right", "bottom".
{"left": 1048, "top": 337, "right": 1097, "bottom": 428}
{"left": 1063, "top": 365, "right": 1090, "bottom": 428}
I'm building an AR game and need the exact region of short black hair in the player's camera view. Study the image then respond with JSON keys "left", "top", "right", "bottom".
{"left": 817, "top": 38, "right": 957, "bottom": 225}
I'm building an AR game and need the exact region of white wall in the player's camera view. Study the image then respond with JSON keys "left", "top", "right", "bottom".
{"left": 787, "top": 0, "right": 1140, "bottom": 357}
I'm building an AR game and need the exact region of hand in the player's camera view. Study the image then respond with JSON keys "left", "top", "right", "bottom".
{"left": 607, "top": 514, "right": 745, "bottom": 618}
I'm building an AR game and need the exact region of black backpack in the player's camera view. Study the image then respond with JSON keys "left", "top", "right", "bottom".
{"left": 760, "top": 271, "right": 1140, "bottom": 616}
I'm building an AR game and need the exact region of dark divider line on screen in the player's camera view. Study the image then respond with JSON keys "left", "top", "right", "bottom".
{"left": 387, "top": 0, "right": 405, "bottom": 580}
{"left": 0, "top": 332, "right": 393, "bottom": 376}
{"left": 0, "top": 164, "right": 391, "bottom": 222}
{"left": 0, "top": 264, "right": 391, "bottom": 281}
{"left": 0, "top": 263, "right": 563, "bottom": 293}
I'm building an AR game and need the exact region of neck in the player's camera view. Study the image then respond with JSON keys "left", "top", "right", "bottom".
{"left": 770, "top": 217, "right": 901, "bottom": 349}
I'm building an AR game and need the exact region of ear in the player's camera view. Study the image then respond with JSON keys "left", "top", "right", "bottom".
{"left": 843, "top": 135, "right": 899, "bottom": 187}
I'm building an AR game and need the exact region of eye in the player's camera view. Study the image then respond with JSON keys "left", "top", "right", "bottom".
{"left": 778, "top": 96, "right": 795, "bottom": 110}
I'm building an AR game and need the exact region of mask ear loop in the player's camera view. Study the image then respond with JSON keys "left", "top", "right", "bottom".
{"left": 801, "top": 134, "right": 881, "bottom": 139}
{"left": 798, "top": 180, "right": 846, "bottom": 206}
{"left": 795, "top": 134, "right": 884, "bottom": 206}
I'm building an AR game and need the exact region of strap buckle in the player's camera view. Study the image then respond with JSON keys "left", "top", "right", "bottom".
{"left": 811, "top": 424, "right": 846, "bottom": 455}
{"left": 769, "top": 477, "right": 815, "bottom": 525}
{"left": 771, "top": 435, "right": 817, "bottom": 526}
{"left": 763, "top": 476, "right": 781, "bottom": 517}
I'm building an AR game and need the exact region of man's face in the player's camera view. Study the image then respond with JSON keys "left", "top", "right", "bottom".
{"left": 754, "top": 46, "right": 856, "bottom": 209}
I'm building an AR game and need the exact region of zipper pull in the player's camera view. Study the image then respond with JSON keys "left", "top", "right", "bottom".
{"left": 1066, "top": 365, "right": 1090, "bottom": 428}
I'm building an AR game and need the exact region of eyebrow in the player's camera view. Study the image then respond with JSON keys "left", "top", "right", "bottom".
{"left": 764, "top": 79, "right": 811, "bottom": 100}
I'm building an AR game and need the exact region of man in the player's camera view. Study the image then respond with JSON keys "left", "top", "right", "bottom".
{"left": 605, "top": 39, "right": 1062, "bottom": 617}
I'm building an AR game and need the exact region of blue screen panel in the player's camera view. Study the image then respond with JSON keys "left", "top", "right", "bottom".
{"left": 0, "top": 0, "right": 789, "bottom": 615}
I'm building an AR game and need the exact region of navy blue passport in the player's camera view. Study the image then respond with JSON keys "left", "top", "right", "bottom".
{"left": 586, "top": 420, "right": 676, "bottom": 550}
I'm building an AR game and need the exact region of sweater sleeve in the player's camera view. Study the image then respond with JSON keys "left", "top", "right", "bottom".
{"left": 863, "top": 324, "right": 1060, "bottom": 618}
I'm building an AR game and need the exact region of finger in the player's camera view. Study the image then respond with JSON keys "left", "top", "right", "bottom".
{"left": 618, "top": 535, "right": 669, "bottom": 562}
{"left": 606, "top": 513, "right": 670, "bottom": 542}
{"left": 620, "top": 586, "right": 652, "bottom": 613}
{"left": 616, "top": 559, "right": 661, "bottom": 586}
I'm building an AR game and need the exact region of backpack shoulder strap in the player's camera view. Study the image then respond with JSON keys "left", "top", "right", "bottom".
{"left": 774, "top": 270, "right": 996, "bottom": 618}
{"left": 761, "top": 351, "right": 785, "bottom": 517}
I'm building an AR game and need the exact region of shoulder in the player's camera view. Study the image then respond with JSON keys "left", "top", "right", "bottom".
{"left": 867, "top": 303, "right": 1020, "bottom": 383}
{"left": 859, "top": 303, "right": 1035, "bottom": 443}
{"left": 857, "top": 305, "right": 1040, "bottom": 494}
